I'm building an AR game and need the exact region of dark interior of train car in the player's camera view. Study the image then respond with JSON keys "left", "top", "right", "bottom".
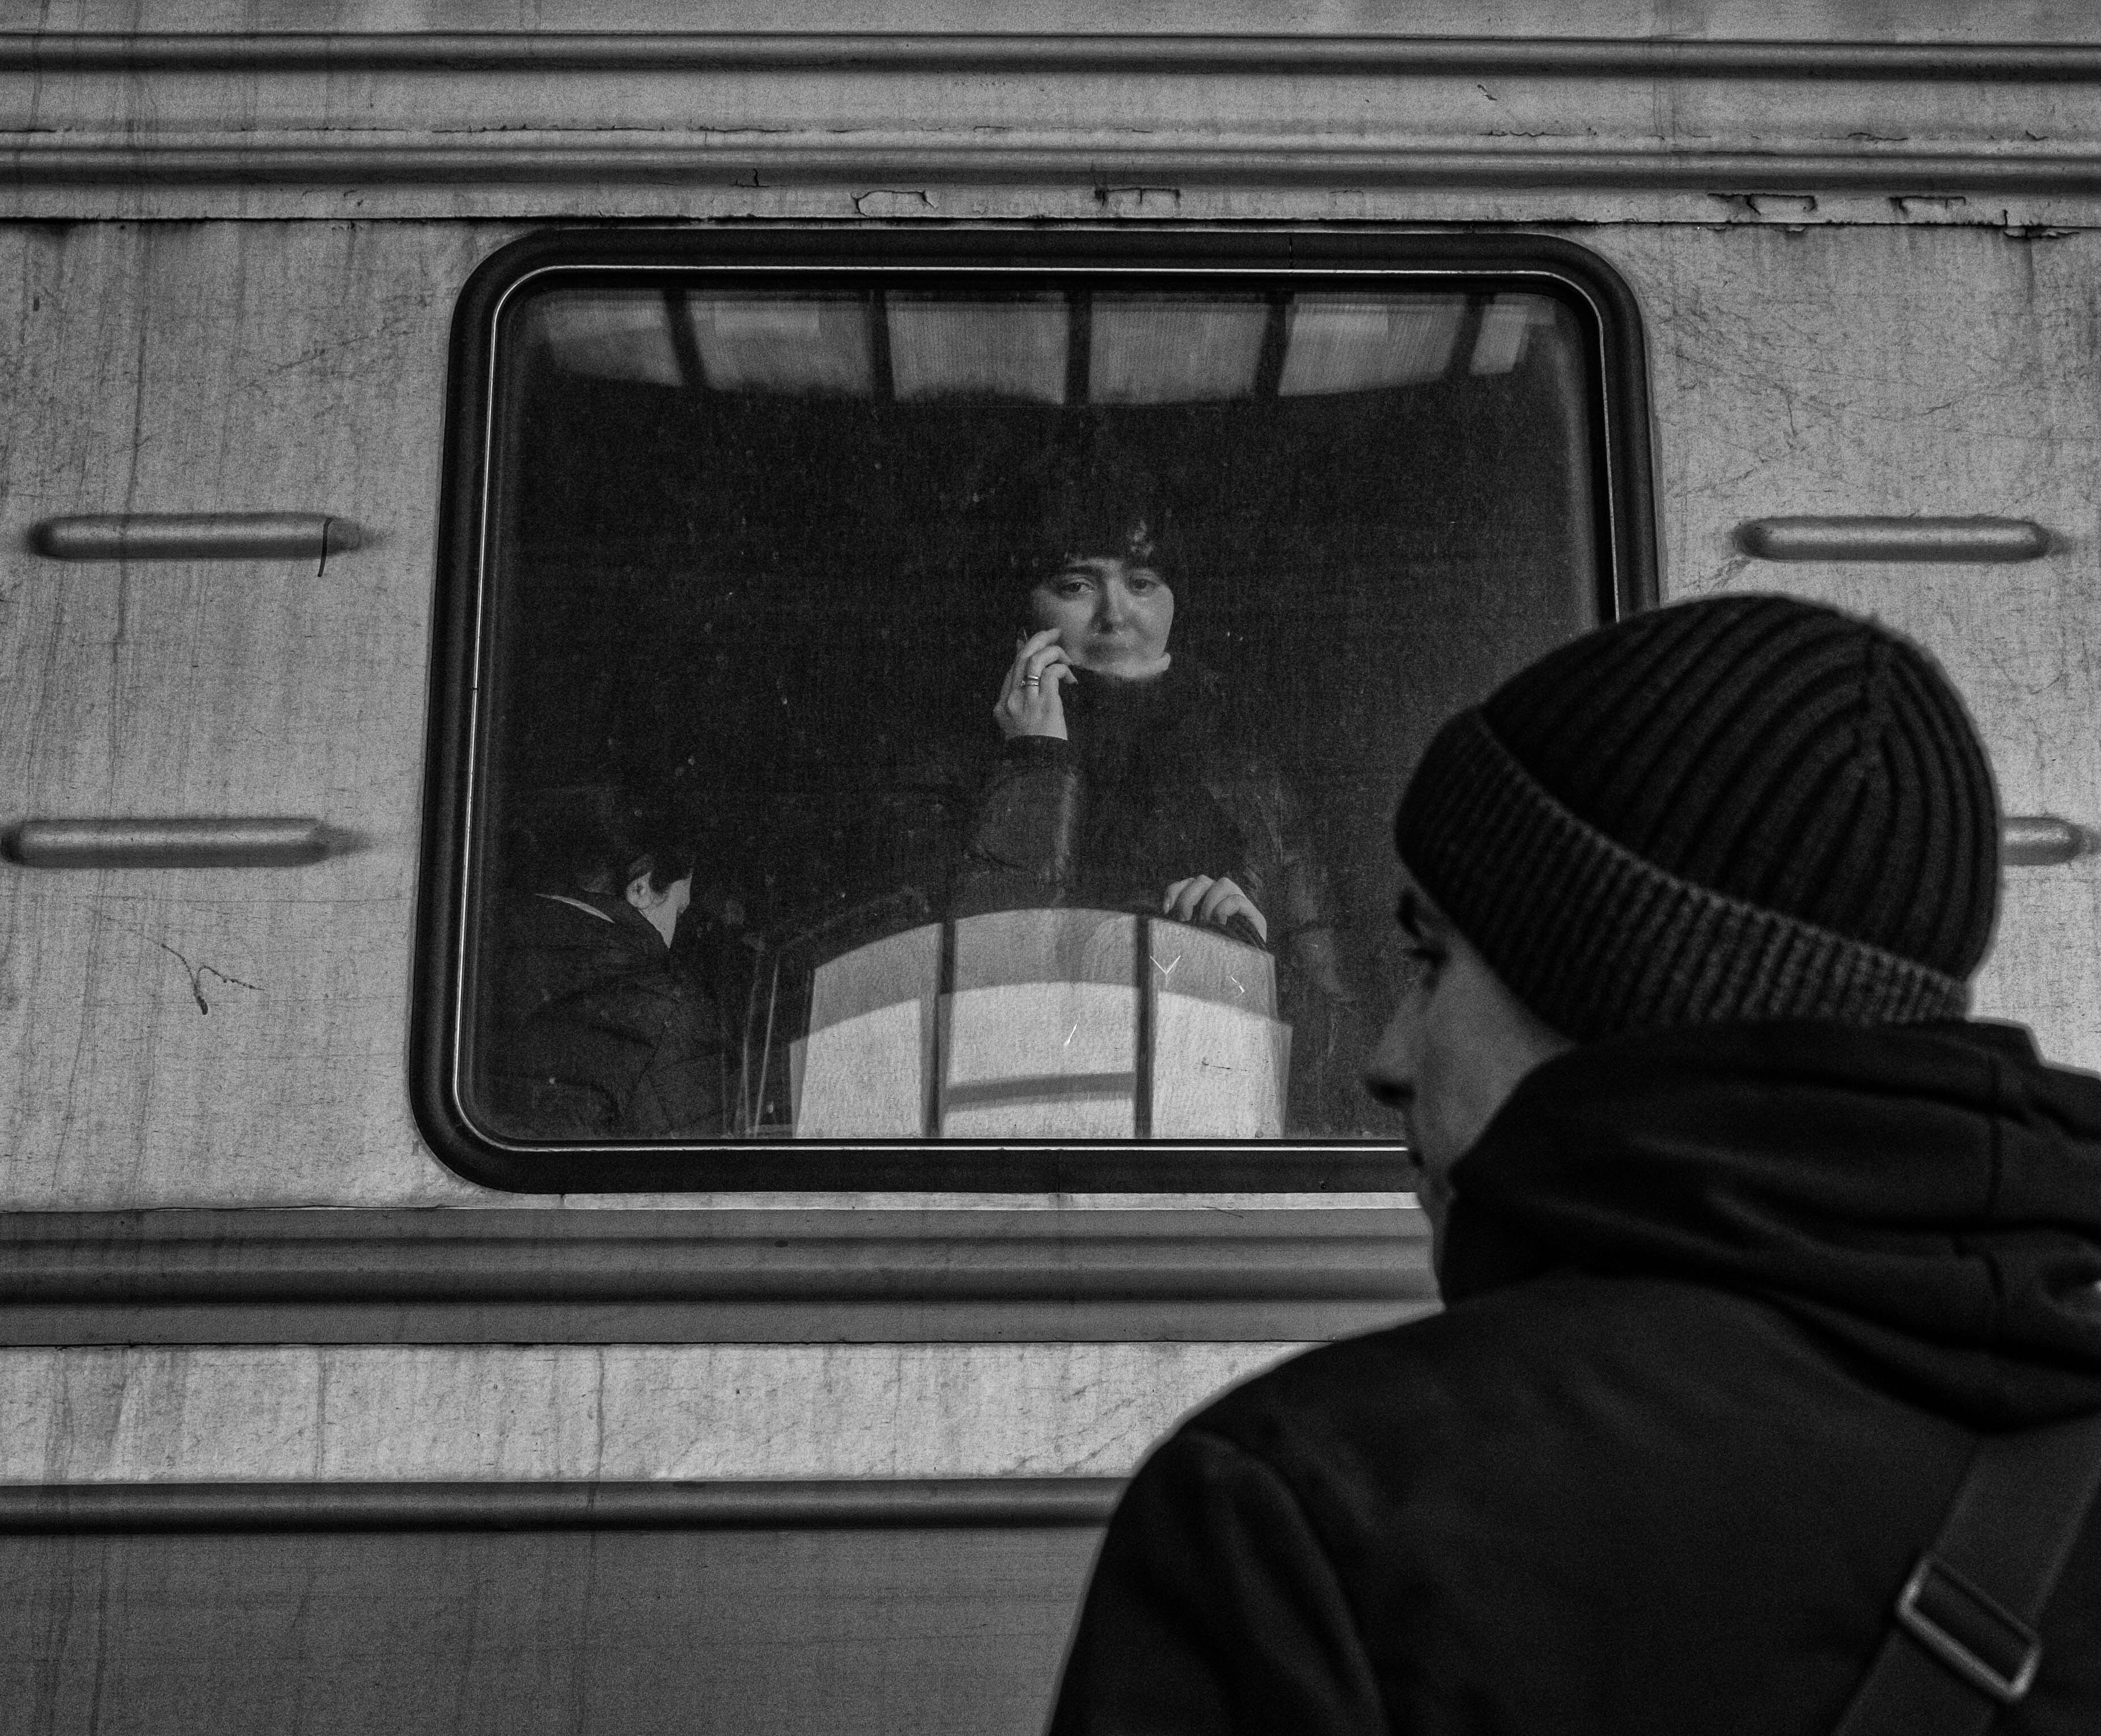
{"left": 468, "top": 281, "right": 1608, "bottom": 1145}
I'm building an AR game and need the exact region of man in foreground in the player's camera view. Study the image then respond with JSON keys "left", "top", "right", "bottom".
{"left": 1048, "top": 593, "right": 2101, "bottom": 1733}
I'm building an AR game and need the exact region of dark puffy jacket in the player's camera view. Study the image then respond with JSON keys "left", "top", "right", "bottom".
{"left": 954, "top": 664, "right": 1362, "bottom": 1131}
{"left": 1049, "top": 1019, "right": 2101, "bottom": 1734}
{"left": 484, "top": 892, "right": 723, "bottom": 1138}
{"left": 956, "top": 663, "right": 1333, "bottom": 953}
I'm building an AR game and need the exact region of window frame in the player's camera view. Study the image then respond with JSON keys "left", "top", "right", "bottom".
{"left": 412, "top": 224, "right": 1658, "bottom": 1193}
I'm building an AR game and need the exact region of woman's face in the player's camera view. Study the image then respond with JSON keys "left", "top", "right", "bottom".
{"left": 1029, "top": 557, "right": 1175, "bottom": 678}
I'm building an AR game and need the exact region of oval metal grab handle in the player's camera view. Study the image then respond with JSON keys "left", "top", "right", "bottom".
{"left": 3, "top": 818, "right": 345, "bottom": 869}
{"left": 1736, "top": 517, "right": 2052, "bottom": 563}
{"left": 28, "top": 513, "right": 363, "bottom": 563}
{"left": 2003, "top": 817, "right": 2088, "bottom": 868}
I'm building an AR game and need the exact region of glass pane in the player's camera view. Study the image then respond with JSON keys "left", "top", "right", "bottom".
{"left": 467, "top": 279, "right": 1602, "bottom": 1146}
{"left": 888, "top": 294, "right": 1069, "bottom": 404}
{"left": 1089, "top": 294, "right": 1269, "bottom": 402}
{"left": 1278, "top": 295, "right": 1464, "bottom": 394}
{"left": 685, "top": 291, "right": 874, "bottom": 396}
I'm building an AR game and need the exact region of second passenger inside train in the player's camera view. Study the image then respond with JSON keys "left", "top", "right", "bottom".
{"left": 484, "top": 791, "right": 725, "bottom": 1140}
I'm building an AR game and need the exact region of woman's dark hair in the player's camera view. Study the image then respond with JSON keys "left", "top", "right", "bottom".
{"left": 1022, "top": 452, "right": 1179, "bottom": 585}
{"left": 948, "top": 418, "right": 1184, "bottom": 591}
{"left": 508, "top": 787, "right": 696, "bottom": 898}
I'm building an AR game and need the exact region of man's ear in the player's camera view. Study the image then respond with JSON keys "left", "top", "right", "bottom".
{"left": 624, "top": 872, "right": 656, "bottom": 911}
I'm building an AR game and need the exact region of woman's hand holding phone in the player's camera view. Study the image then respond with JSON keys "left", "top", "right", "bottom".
{"left": 995, "top": 627, "right": 1076, "bottom": 741}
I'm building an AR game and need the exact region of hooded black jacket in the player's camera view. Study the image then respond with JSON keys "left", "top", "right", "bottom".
{"left": 1049, "top": 1020, "right": 2101, "bottom": 1734}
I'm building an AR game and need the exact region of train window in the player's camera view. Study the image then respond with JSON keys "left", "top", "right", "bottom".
{"left": 414, "top": 230, "right": 1655, "bottom": 1191}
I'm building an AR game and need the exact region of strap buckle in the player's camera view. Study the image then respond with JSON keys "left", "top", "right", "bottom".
{"left": 1895, "top": 1555, "right": 2042, "bottom": 1706}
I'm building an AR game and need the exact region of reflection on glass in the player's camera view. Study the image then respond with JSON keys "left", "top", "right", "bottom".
{"left": 1088, "top": 295, "right": 1269, "bottom": 404}
{"left": 687, "top": 293, "right": 874, "bottom": 396}
{"left": 471, "top": 281, "right": 1601, "bottom": 1144}
{"left": 1280, "top": 296, "right": 1464, "bottom": 395}
{"left": 1470, "top": 293, "right": 1555, "bottom": 376}
{"left": 524, "top": 291, "right": 685, "bottom": 387}
{"left": 889, "top": 294, "right": 1068, "bottom": 403}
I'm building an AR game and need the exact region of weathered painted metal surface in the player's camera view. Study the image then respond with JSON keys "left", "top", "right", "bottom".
{"left": 7, "top": 5, "right": 2101, "bottom": 226}
{"left": 0, "top": 10, "right": 2096, "bottom": 1730}
{"left": 0, "top": 220, "right": 503, "bottom": 1209}
{"left": 0, "top": 1343, "right": 1302, "bottom": 1480}
{"left": 1587, "top": 221, "right": 2101, "bottom": 1070}
{"left": 5, "top": 215, "right": 2096, "bottom": 1209}
{"left": 5, "top": 1526, "right": 1100, "bottom": 1735}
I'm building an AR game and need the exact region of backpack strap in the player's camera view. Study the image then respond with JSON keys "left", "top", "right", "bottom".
{"left": 1833, "top": 1411, "right": 2101, "bottom": 1736}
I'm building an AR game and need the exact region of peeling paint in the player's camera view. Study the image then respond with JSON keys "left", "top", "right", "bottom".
{"left": 850, "top": 187, "right": 934, "bottom": 216}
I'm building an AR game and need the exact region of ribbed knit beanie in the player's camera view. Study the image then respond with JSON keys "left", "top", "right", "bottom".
{"left": 1395, "top": 594, "right": 2000, "bottom": 1039}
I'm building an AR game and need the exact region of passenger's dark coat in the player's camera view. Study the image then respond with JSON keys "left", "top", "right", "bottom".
{"left": 956, "top": 663, "right": 1330, "bottom": 948}
{"left": 485, "top": 892, "right": 722, "bottom": 1138}
{"left": 1049, "top": 1020, "right": 2101, "bottom": 1734}
{"left": 954, "top": 662, "right": 1363, "bottom": 1129}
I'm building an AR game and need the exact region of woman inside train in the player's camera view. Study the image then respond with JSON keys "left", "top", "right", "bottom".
{"left": 482, "top": 790, "right": 725, "bottom": 1139}
{"left": 952, "top": 440, "right": 1351, "bottom": 1004}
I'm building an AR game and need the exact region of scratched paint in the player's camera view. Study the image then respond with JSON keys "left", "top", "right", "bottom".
{"left": 0, "top": 221, "right": 495, "bottom": 1208}
{"left": 0, "top": 1343, "right": 1307, "bottom": 1481}
{"left": 1, "top": 217, "right": 2098, "bottom": 1202}
{"left": 0, "top": 19, "right": 2095, "bottom": 1735}
{"left": 1589, "top": 222, "right": 2101, "bottom": 1071}
{"left": 7, "top": 5, "right": 2101, "bottom": 231}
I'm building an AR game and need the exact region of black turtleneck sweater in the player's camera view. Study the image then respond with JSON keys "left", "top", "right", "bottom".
{"left": 1048, "top": 1019, "right": 2101, "bottom": 1734}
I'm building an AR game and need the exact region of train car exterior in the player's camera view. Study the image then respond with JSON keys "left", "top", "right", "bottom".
{"left": 3, "top": 4, "right": 2099, "bottom": 1730}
